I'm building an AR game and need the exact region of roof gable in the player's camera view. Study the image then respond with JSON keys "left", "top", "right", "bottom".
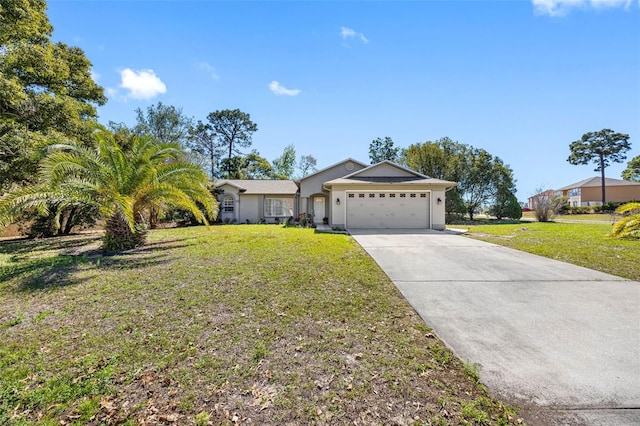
{"left": 323, "top": 161, "right": 457, "bottom": 188}
{"left": 343, "top": 161, "right": 429, "bottom": 179}
{"left": 298, "top": 158, "right": 367, "bottom": 182}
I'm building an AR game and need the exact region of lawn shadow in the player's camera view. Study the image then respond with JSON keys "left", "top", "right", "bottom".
{"left": 1, "top": 234, "right": 189, "bottom": 293}
{"left": 0, "top": 233, "right": 103, "bottom": 258}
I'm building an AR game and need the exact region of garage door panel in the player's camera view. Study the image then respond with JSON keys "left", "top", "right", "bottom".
{"left": 346, "top": 192, "right": 429, "bottom": 229}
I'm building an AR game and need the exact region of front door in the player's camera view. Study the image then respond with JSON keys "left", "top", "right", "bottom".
{"left": 313, "top": 197, "right": 325, "bottom": 224}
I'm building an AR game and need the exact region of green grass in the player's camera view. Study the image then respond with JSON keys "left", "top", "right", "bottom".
{"left": 0, "top": 226, "right": 523, "bottom": 425}
{"left": 461, "top": 220, "right": 639, "bottom": 281}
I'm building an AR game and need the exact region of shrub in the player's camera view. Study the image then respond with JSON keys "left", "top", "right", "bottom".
{"left": 565, "top": 206, "right": 593, "bottom": 215}
{"left": 594, "top": 202, "right": 624, "bottom": 213}
{"left": 530, "top": 189, "right": 566, "bottom": 222}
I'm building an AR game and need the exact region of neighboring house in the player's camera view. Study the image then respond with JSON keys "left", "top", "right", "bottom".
{"left": 557, "top": 177, "right": 640, "bottom": 206}
{"left": 527, "top": 189, "right": 557, "bottom": 210}
{"left": 215, "top": 159, "right": 457, "bottom": 230}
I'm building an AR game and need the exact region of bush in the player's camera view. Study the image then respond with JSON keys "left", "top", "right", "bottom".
{"left": 594, "top": 202, "right": 624, "bottom": 213}
{"left": 565, "top": 206, "right": 593, "bottom": 215}
{"left": 530, "top": 190, "right": 566, "bottom": 222}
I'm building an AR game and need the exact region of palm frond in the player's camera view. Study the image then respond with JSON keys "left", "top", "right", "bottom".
{"left": 611, "top": 202, "right": 640, "bottom": 239}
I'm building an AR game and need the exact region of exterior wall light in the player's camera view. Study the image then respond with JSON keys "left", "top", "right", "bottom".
{"left": 336, "top": 198, "right": 341, "bottom": 205}
{"left": 437, "top": 197, "right": 442, "bottom": 204}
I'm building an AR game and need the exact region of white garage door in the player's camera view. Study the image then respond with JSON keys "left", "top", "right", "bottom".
{"left": 346, "top": 192, "right": 430, "bottom": 229}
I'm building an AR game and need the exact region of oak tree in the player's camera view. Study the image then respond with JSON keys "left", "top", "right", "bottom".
{"left": 0, "top": 0, "right": 106, "bottom": 190}
{"left": 134, "top": 102, "right": 193, "bottom": 147}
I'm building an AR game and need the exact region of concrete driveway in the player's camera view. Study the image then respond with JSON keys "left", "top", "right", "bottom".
{"left": 350, "top": 229, "right": 640, "bottom": 426}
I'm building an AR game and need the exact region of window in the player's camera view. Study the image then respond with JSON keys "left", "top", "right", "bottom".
{"left": 390, "top": 193, "right": 396, "bottom": 198}
{"left": 410, "top": 193, "right": 416, "bottom": 198}
{"left": 348, "top": 193, "right": 355, "bottom": 198}
{"left": 379, "top": 193, "right": 385, "bottom": 198}
{"left": 400, "top": 193, "right": 406, "bottom": 198}
{"left": 359, "top": 193, "right": 365, "bottom": 198}
{"left": 369, "top": 193, "right": 375, "bottom": 198}
{"left": 264, "top": 197, "right": 294, "bottom": 217}
{"left": 420, "top": 193, "right": 427, "bottom": 198}
{"left": 568, "top": 188, "right": 580, "bottom": 197}
{"left": 223, "top": 195, "right": 234, "bottom": 212}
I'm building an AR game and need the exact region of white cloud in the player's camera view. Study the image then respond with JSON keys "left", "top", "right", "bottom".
{"left": 341, "top": 26, "right": 368, "bottom": 44}
{"left": 269, "top": 81, "right": 301, "bottom": 96}
{"left": 119, "top": 68, "right": 166, "bottom": 99}
{"left": 90, "top": 70, "right": 100, "bottom": 82}
{"left": 532, "top": 0, "right": 635, "bottom": 16}
{"left": 197, "top": 61, "right": 220, "bottom": 80}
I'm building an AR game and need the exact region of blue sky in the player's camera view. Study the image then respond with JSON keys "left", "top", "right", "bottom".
{"left": 47, "top": 0, "right": 640, "bottom": 200}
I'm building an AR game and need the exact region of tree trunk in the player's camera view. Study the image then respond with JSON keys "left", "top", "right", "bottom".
{"left": 103, "top": 212, "right": 148, "bottom": 251}
{"left": 210, "top": 151, "right": 215, "bottom": 180}
{"left": 600, "top": 154, "right": 606, "bottom": 205}
{"left": 149, "top": 207, "right": 158, "bottom": 229}
{"left": 61, "top": 207, "right": 77, "bottom": 235}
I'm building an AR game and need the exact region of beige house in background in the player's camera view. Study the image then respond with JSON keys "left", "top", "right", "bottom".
{"left": 558, "top": 177, "right": 640, "bottom": 206}
{"left": 215, "top": 159, "right": 457, "bottom": 230}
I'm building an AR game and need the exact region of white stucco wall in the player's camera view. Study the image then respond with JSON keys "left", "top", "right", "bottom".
{"left": 430, "top": 188, "right": 447, "bottom": 230}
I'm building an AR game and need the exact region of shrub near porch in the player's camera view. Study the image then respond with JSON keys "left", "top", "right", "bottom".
{"left": 0, "top": 226, "right": 522, "bottom": 425}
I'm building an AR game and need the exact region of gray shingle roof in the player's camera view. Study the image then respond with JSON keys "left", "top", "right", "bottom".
{"left": 324, "top": 176, "right": 457, "bottom": 186}
{"left": 557, "top": 177, "right": 640, "bottom": 190}
{"left": 216, "top": 179, "right": 298, "bottom": 195}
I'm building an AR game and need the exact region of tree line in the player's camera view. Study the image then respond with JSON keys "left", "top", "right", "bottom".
{"left": 369, "top": 128, "right": 637, "bottom": 221}
{"left": 368, "top": 136, "right": 521, "bottom": 221}
{"left": 1, "top": 0, "right": 637, "bottom": 248}
{"left": 132, "top": 102, "right": 317, "bottom": 180}
{"left": 113, "top": 104, "right": 319, "bottom": 181}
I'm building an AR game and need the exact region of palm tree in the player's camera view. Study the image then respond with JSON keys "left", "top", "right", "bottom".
{"left": 0, "top": 130, "right": 218, "bottom": 250}
{"left": 611, "top": 202, "right": 640, "bottom": 239}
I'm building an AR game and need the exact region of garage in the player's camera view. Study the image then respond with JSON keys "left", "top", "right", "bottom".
{"left": 346, "top": 191, "right": 430, "bottom": 229}
{"left": 323, "top": 161, "right": 456, "bottom": 231}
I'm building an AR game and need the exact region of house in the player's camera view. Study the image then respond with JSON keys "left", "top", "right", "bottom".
{"left": 215, "top": 159, "right": 457, "bottom": 230}
{"left": 557, "top": 177, "right": 640, "bottom": 206}
{"left": 527, "top": 189, "right": 557, "bottom": 210}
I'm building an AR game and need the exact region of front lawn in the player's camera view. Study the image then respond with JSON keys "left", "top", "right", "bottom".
{"left": 462, "top": 221, "right": 639, "bottom": 281}
{"left": 0, "top": 226, "right": 522, "bottom": 425}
